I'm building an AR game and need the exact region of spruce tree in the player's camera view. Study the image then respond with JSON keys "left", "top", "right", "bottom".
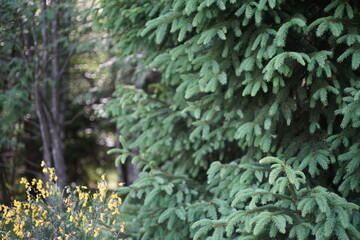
{"left": 97, "top": 0, "right": 360, "bottom": 239}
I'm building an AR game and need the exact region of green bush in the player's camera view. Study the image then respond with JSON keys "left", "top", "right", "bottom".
{"left": 98, "top": 0, "right": 360, "bottom": 239}
{"left": 0, "top": 162, "right": 124, "bottom": 239}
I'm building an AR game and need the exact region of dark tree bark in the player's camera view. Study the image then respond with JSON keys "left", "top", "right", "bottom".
{"left": 0, "top": 165, "right": 11, "bottom": 205}
{"left": 126, "top": 146, "right": 140, "bottom": 185}
{"left": 115, "top": 128, "right": 125, "bottom": 183}
{"left": 31, "top": 0, "right": 73, "bottom": 190}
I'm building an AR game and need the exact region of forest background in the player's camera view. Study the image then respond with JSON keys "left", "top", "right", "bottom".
{"left": 1, "top": 0, "right": 360, "bottom": 239}
{"left": 0, "top": 0, "right": 140, "bottom": 202}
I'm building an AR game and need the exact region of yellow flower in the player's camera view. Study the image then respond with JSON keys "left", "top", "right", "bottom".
{"left": 41, "top": 161, "right": 45, "bottom": 167}
{"left": 93, "top": 193, "right": 98, "bottom": 199}
{"left": 36, "top": 179, "right": 43, "bottom": 190}
{"left": 94, "top": 227, "right": 100, "bottom": 237}
{"left": 15, "top": 230, "right": 24, "bottom": 237}
{"left": 13, "top": 200, "right": 21, "bottom": 209}
{"left": 35, "top": 219, "right": 44, "bottom": 227}
{"left": 112, "top": 208, "right": 120, "bottom": 215}
{"left": 98, "top": 182, "right": 107, "bottom": 202}
{"left": 42, "top": 210, "right": 48, "bottom": 218}
{"left": 26, "top": 193, "right": 31, "bottom": 201}
{"left": 48, "top": 168, "right": 56, "bottom": 182}
{"left": 20, "top": 177, "right": 27, "bottom": 184}
{"left": 111, "top": 193, "right": 119, "bottom": 199}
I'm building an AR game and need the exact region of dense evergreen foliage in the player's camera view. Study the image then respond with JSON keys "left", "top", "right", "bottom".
{"left": 98, "top": 0, "right": 360, "bottom": 239}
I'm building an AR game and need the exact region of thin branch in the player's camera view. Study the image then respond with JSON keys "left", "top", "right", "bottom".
{"left": 125, "top": 151, "right": 174, "bottom": 178}
{"left": 22, "top": 157, "right": 42, "bottom": 168}
{"left": 23, "top": 118, "right": 40, "bottom": 129}
{"left": 38, "top": 88, "right": 56, "bottom": 128}
{"left": 0, "top": 163, "right": 39, "bottom": 176}
{"left": 58, "top": 48, "right": 76, "bottom": 80}
{"left": 64, "top": 109, "right": 85, "bottom": 126}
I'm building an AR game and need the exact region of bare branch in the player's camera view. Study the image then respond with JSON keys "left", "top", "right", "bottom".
{"left": 65, "top": 109, "right": 85, "bottom": 126}
{"left": 58, "top": 48, "right": 76, "bottom": 80}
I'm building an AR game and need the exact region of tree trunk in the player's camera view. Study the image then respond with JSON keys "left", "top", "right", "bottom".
{"left": 50, "top": 0, "right": 67, "bottom": 190}
{"left": 126, "top": 146, "right": 140, "bottom": 185}
{"left": 0, "top": 161, "right": 10, "bottom": 205}
{"left": 115, "top": 128, "right": 125, "bottom": 183}
{"left": 31, "top": 0, "right": 71, "bottom": 190}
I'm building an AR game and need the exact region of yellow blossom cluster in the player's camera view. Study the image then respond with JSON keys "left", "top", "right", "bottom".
{"left": 62, "top": 174, "right": 125, "bottom": 238}
{"left": 1, "top": 175, "right": 53, "bottom": 238}
{"left": 0, "top": 162, "right": 125, "bottom": 239}
{"left": 41, "top": 162, "right": 58, "bottom": 182}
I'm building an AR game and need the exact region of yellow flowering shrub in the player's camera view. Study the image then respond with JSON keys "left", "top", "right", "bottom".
{"left": 0, "top": 162, "right": 124, "bottom": 239}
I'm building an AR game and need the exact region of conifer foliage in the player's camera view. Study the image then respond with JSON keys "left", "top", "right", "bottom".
{"left": 97, "top": 0, "right": 360, "bottom": 239}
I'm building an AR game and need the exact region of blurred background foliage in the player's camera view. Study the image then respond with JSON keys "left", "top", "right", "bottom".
{"left": 0, "top": 0, "right": 126, "bottom": 204}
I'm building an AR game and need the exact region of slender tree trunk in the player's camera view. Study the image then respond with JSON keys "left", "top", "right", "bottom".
{"left": 50, "top": 0, "right": 67, "bottom": 190}
{"left": 31, "top": 0, "right": 71, "bottom": 190}
{"left": 126, "top": 147, "right": 140, "bottom": 185}
{"left": 35, "top": 85, "right": 53, "bottom": 168}
{"left": 115, "top": 128, "right": 125, "bottom": 183}
{"left": 0, "top": 158, "right": 10, "bottom": 205}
